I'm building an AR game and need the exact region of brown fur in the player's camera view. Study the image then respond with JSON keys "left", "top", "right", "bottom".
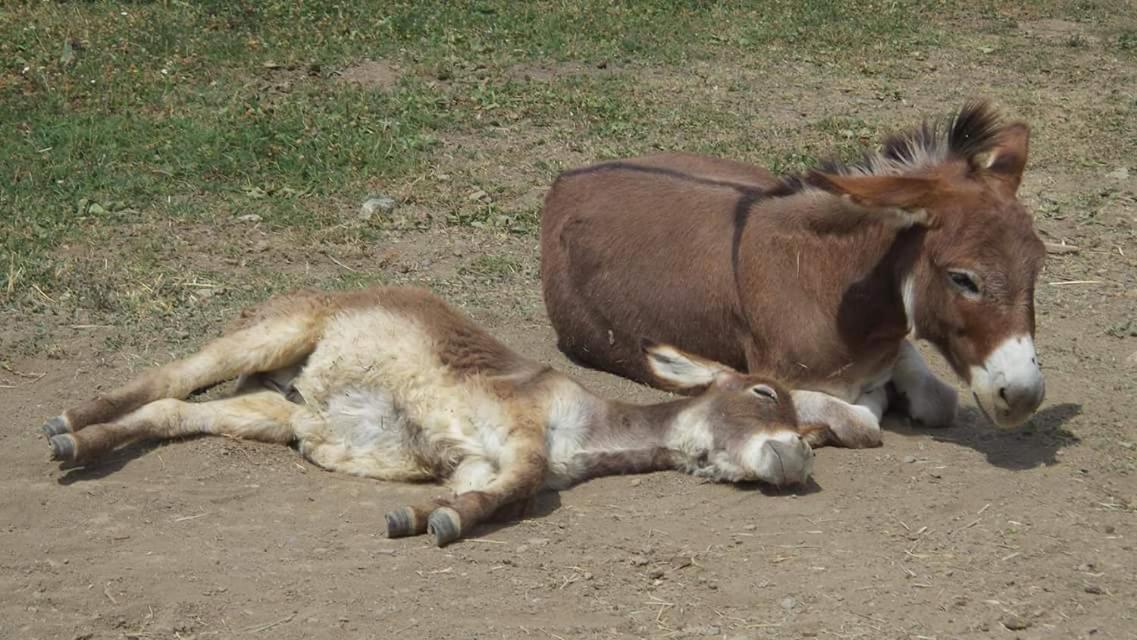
{"left": 44, "top": 286, "right": 840, "bottom": 547}
{"left": 540, "top": 100, "right": 1046, "bottom": 430}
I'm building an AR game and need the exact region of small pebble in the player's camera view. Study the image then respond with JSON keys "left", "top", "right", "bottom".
{"left": 903, "top": 455, "right": 917, "bottom": 463}
{"left": 1001, "top": 614, "right": 1031, "bottom": 631}
{"left": 359, "top": 195, "right": 397, "bottom": 220}
{"left": 780, "top": 596, "right": 796, "bottom": 610}
{"left": 648, "top": 568, "right": 665, "bottom": 579}
{"left": 630, "top": 478, "right": 642, "bottom": 487}
{"left": 1084, "top": 584, "right": 1104, "bottom": 595}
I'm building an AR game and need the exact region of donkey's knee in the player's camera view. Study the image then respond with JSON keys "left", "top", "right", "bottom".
{"left": 896, "top": 377, "right": 958, "bottom": 429}
{"left": 791, "top": 389, "right": 882, "bottom": 449}
{"left": 891, "top": 341, "right": 958, "bottom": 429}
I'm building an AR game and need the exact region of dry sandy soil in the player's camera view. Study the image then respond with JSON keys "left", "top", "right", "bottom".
{"left": 3, "top": 16, "right": 1137, "bottom": 640}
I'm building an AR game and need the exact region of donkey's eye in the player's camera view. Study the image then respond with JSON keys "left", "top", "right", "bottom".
{"left": 750, "top": 384, "right": 778, "bottom": 401}
{"left": 948, "top": 270, "right": 980, "bottom": 296}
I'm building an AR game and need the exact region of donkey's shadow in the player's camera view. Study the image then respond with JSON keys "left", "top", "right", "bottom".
{"left": 887, "top": 402, "right": 1082, "bottom": 470}
{"left": 55, "top": 440, "right": 172, "bottom": 485}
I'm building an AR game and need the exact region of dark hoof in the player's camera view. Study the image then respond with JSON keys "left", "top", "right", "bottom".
{"left": 42, "top": 415, "right": 71, "bottom": 437}
{"left": 385, "top": 507, "right": 420, "bottom": 538}
{"left": 427, "top": 507, "right": 462, "bottom": 547}
{"left": 49, "top": 434, "right": 77, "bottom": 461}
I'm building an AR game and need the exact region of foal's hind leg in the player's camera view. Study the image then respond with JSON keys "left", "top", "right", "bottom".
{"left": 49, "top": 391, "right": 304, "bottom": 464}
{"left": 43, "top": 312, "right": 323, "bottom": 437}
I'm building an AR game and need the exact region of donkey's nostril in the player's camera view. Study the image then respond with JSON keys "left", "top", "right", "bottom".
{"left": 998, "top": 387, "right": 1008, "bottom": 403}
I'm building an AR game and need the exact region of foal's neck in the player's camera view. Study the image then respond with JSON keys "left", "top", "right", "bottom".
{"left": 568, "top": 395, "right": 704, "bottom": 482}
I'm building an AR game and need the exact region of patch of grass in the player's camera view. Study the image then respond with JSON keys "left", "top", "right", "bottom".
{"left": 2, "top": 0, "right": 1135, "bottom": 353}
{"left": 461, "top": 254, "right": 524, "bottom": 280}
{"left": 1118, "top": 28, "right": 1137, "bottom": 52}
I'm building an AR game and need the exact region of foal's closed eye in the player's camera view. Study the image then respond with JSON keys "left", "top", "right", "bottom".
{"left": 750, "top": 384, "right": 778, "bottom": 401}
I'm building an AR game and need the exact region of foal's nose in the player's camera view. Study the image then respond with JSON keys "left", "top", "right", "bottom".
{"left": 751, "top": 432, "right": 814, "bottom": 486}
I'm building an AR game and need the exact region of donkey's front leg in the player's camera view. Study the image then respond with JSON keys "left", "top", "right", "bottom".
{"left": 384, "top": 458, "right": 497, "bottom": 539}
{"left": 890, "top": 340, "right": 958, "bottom": 429}
{"left": 428, "top": 444, "right": 545, "bottom": 547}
{"left": 389, "top": 415, "right": 547, "bottom": 547}
{"left": 791, "top": 389, "right": 883, "bottom": 449}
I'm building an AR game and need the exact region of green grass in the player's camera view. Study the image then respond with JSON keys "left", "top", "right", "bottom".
{"left": 2, "top": 0, "right": 1135, "bottom": 350}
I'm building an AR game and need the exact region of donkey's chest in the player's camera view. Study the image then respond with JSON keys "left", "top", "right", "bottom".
{"left": 769, "top": 339, "right": 901, "bottom": 403}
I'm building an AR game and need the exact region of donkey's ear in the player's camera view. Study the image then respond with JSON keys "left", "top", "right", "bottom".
{"left": 974, "top": 123, "right": 1029, "bottom": 198}
{"left": 808, "top": 172, "right": 937, "bottom": 226}
{"left": 642, "top": 339, "right": 736, "bottom": 391}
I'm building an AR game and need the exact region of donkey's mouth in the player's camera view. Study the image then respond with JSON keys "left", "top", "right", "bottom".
{"left": 972, "top": 391, "right": 998, "bottom": 427}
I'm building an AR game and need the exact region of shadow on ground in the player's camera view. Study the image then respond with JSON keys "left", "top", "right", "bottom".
{"left": 888, "top": 402, "right": 1082, "bottom": 470}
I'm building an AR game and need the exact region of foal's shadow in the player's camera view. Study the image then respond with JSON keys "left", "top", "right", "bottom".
{"left": 55, "top": 439, "right": 179, "bottom": 485}
{"left": 730, "top": 476, "right": 823, "bottom": 496}
{"left": 468, "top": 474, "right": 818, "bottom": 542}
{"left": 470, "top": 491, "right": 564, "bottom": 538}
{"left": 888, "top": 402, "right": 1082, "bottom": 470}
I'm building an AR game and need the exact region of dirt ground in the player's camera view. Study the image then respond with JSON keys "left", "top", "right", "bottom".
{"left": 3, "top": 13, "right": 1137, "bottom": 640}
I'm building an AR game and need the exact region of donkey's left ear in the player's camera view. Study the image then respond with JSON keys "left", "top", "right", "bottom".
{"left": 975, "top": 123, "right": 1029, "bottom": 198}
{"left": 808, "top": 172, "right": 937, "bottom": 228}
{"left": 642, "top": 339, "right": 737, "bottom": 392}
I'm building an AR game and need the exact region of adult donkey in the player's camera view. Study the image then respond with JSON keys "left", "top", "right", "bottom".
{"left": 541, "top": 100, "right": 1046, "bottom": 446}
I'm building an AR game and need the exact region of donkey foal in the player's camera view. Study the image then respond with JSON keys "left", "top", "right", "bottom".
{"left": 43, "top": 287, "right": 826, "bottom": 547}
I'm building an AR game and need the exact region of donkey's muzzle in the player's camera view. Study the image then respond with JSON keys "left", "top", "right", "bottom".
{"left": 970, "top": 335, "right": 1045, "bottom": 429}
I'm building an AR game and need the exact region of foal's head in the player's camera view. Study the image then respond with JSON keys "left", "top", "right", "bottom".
{"left": 642, "top": 340, "right": 813, "bottom": 486}
{"left": 810, "top": 101, "right": 1046, "bottom": 428}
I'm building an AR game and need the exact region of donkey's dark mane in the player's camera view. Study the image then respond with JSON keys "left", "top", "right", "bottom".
{"left": 782, "top": 100, "right": 1005, "bottom": 193}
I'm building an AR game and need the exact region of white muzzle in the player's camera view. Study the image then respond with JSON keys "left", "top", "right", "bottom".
{"left": 969, "top": 335, "right": 1045, "bottom": 429}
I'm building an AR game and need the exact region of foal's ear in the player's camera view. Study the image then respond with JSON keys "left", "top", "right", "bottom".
{"left": 808, "top": 172, "right": 937, "bottom": 227}
{"left": 642, "top": 339, "right": 737, "bottom": 391}
{"left": 974, "top": 122, "right": 1029, "bottom": 198}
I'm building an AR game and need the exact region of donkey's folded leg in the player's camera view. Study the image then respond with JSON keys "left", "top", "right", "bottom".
{"left": 44, "top": 313, "right": 322, "bottom": 437}
{"left": 891, "top": 340, "right": 958, "bottom": 429}
{"left": 49, "top": 391, "right": 302, "bottom": 464}
{"left": 430, "top": 428, "right": 547, "bottom": 547}
{"left": 791, "top": 389, "right": 882, "bottom": 449}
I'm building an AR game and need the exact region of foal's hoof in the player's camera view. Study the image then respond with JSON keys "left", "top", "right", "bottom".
{"left": 42, "top": 415, "right": 71, "bottom": 437}
{"left": 49, "top": 434, "right": 77, "bottom": 461}
{"left": 384, "top": 507, "right": 421, "bottom": 539}
{"left": 427, "top": 507, "right": 462, "bottom": 547}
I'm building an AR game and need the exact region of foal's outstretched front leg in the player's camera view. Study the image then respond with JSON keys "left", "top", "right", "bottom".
{"left": 386, "top": 411, "right": 548, "bottom": 547}
{"left": 43, "top": 312, "right": 323, "bottom": 437}
{"left": 49, "top": 391, "right": 303, "bottom": 464}
{"left": 890, "top": 340, "right": 958, "bottom": 429}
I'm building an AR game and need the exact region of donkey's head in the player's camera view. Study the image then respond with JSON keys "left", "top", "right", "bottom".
{"left": 642, "top": 340, "right": 813, "bottom": 486}
{"left": 811, "top": 101, "right": 1045, "bottom": 428}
